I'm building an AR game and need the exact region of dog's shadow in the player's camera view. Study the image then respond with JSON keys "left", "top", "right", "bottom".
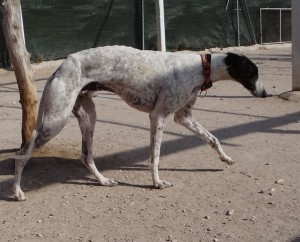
{"left": 2, "top": 107, "right": 300, "bottom": 201}
{"left": 0, "top": 156, "right": 87, "bottom": 201}
{"left": 0, "top": 137, "right": 224, "bottom": 201}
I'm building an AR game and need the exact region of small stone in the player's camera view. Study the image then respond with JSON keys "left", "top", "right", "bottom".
{"left": 204, "top": 215, "right": 210, "bottom": 219}
{"left": 213, "top": 238, "right": 219, "bottom": 242}
{"left": 37, "top": 219, "right": 42, "bottom": 223}
{"left": 258, "top": 190, "right": 264, "bottom": 194}
{"left": 36, "top": 234, "right": 43, "bottom": 238}
{"left": 275, "top": 179, "right": 284, "bottom": 184}
{"left": 226, "top": 209, "right": 234, "bottom": 216}
{"left": 268, "top": 201, "right": 275, "bottom": 206}
{"left": 167, "top": 235, "right": 175, "bottom": 241}
{"left": 250, "top": 216, "right": 256, "bottom": 221}
{"left": 268, "top": 187, "right": 275, "bottom": 195}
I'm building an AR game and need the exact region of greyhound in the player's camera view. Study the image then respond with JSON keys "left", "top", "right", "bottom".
{"left": 12, "top": 45, "right": 267, "bottom": 201}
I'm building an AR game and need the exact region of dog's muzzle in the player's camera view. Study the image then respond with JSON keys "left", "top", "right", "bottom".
{"left": 253, "top": 79, "right": 267, "bottom": 98}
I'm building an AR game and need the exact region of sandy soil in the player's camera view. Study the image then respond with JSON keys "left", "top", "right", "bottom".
{"left": 0, "top": 44, "right": 299, "bottom": 242}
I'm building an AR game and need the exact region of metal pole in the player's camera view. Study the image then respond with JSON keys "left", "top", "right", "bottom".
{"left": 279, "top": 9, "right": 282, "bottom": 42}
{"left": 141, "top": 0, "right": 145, "bottom": 50}
{"left": 155, "top": 0, "right": 166, "bottom": 51}
{"left": 236, "top": 0, "right": 240, "bottom": 46}
{"left": 243, "top": 0, "right": 257, "bottom": 44}
{"left": 260, "top": 8, "right": 262, "bottom": 44}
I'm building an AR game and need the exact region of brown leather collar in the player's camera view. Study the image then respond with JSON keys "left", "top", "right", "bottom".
{"left": 200, "top": 54, "right": 212, "bottom": 92}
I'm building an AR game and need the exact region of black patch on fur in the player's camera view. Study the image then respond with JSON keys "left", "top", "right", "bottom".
{"left": 35, "top": 128, "right": 52, "bottom": 148}
{"left": 81, "top": 82, "right": 114, "bottom": 93}
{"left": 82, "top": 139, "right": 89, "bottom": 157}
{"left": 225, "top": 53, "right": 258, "bottom": 93}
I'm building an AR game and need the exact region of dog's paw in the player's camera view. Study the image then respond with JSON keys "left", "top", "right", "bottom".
{"left": 100, "top": 178, "right": 119, "bottom": 186}
{"left": 13, "top": 188, "right": 26, "bottom": 201}
{"left": 221, "top": 155, "right": 235, "bottom": 165}
{"left": 154, "top": 180, "right": 173, "bottom": 189}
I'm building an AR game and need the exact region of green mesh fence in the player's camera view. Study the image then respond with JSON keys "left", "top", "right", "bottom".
{"left": 22, "top": 0, "right": 141, "bottom": 62}
{"left": 0, "top": 0, "right": 291, "bottom": 67}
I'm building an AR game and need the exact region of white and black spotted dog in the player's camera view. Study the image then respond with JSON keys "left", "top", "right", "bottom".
{"left": 12, "top": 46, "right": 267, "bottom": 201}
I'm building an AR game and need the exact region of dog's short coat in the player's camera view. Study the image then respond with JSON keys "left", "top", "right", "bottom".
{"left": 13, "top": 46, "right": 267, "bottom": 201}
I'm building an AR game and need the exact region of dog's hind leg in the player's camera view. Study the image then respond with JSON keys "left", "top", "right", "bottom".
{"left": 13, "top": 158, "right": 28, "bottom": 201}
{"left": 174, "top": 95, "right": 235, "bottom": 165}
{"left": 72, "top": 94, "right": 118, "bottom": 186}
{"left": 13, "top": 130, "right": 38, "bottom": 201}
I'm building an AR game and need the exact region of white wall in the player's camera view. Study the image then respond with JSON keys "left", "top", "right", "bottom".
{"left": 292, "top": 0, "right": 300, "bottom": 90}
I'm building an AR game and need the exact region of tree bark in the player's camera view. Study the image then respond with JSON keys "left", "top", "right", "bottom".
{"left": 1, "top": 0, "right": 38, "bottom": 147}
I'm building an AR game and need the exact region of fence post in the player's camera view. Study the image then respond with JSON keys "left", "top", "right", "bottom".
{"left": 155, "top": 0, "right": 166, "bottom": 52}
{"left": 292, "top": 0, "right": 300, "bottom": 91}
{"left": 280, "top": 0, "right": 300, "bottom": 101}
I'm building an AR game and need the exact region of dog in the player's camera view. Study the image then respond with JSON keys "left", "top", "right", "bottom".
{"left": 12, "top": 45, "right": 267, "bottom": 201}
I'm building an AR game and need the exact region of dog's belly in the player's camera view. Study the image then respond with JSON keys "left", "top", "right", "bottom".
{"left": 107, "top": 83, "right": 198, "bottom": 114}
{"left": 110, "top": 86, "right": 157, "bottom": 113}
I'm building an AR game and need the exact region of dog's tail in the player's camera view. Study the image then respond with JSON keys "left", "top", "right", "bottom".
{"left": 12, "top": 130, "right": 38, "bottom": 160}
{"left": 10, "top": 74, "right": 54, "bottom": 161}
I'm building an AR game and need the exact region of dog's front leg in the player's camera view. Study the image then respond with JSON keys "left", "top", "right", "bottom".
{"left": 149, "top": 111, "right": 172, "bottom": 189}
{"left": 175, "top": 102, "right": 235, "bottom": 165}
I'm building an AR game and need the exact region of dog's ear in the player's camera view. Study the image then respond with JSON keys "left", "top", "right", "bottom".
{"left": 224, "top": 52, "right": 242, "bottom": 67}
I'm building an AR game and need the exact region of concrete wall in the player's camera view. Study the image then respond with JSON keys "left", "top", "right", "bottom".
{"left": 292, "top": 0, "right": 300, "bottom": 90}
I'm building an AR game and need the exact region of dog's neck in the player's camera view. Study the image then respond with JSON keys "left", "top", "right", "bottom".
{"left": 209, "top": 54, "right": 232, "bottom": 82}
{"left": 200, "top": 54, "right": 212, "bottom": 91}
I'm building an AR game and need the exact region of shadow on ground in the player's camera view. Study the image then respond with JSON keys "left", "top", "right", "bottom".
{"left": 1, "top": 108, "right": 299, "bottom": 201}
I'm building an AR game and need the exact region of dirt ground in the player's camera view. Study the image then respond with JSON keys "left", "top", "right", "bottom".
{"left": 0, "top": 43, "right": 299, "bottom": 242}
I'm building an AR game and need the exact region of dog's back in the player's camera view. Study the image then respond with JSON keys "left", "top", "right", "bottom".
{"left": 71, "top": 46, "right": 202, "bottom": 112}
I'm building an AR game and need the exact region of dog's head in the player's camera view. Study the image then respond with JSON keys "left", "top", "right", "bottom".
{"left": 225, "top": 53, "right": 267, "bottom": 98}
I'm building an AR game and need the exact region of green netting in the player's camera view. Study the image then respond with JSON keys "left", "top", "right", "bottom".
{"left": 0, "top": 0, "right": 291, "bottom": 67}
{"left": 22, "top": 0, "right": 140, "bottom": 62}
{"left": 143, "top": 0, "right": 291, "bottom": 50}
{"left": 0, "top": 10, "right": 10, "bottom": 67}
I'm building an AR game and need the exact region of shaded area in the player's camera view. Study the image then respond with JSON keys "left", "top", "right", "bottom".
{"left": 0, "top": 109, "right": 299, "bottom": 200}
{"left": 290, "top": 237, "right": 300, "bottom": 242}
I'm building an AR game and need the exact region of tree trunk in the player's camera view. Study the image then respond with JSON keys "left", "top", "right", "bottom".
{"left": 1, "top": 0, "right": 38, "bottom": 147}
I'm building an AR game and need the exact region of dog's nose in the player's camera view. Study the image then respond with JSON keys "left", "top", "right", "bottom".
{"left": 260, "top": 89, "right": 268, "bottom": 98}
